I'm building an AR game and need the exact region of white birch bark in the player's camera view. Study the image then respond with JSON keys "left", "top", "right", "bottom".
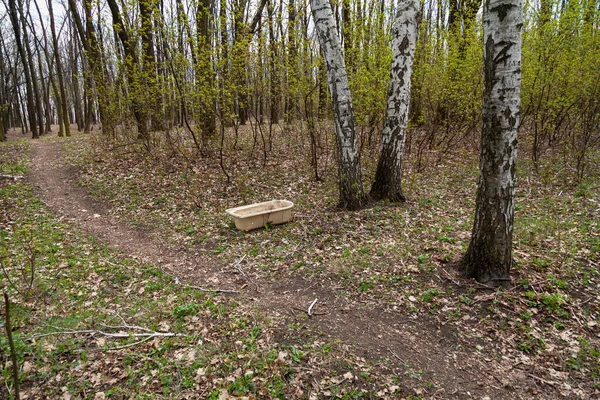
{"left": 310, "top": 0, "right": 366, "bottom": 210}
{"left": 463, "top": 0, "right": 523, "bottom": 283}
{"left": 370, "top": 0, "right": 420, "bottom": 202}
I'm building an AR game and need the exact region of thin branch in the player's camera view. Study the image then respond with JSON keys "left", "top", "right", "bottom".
{"left": 232, "top": 255, "right": 259, "bottom": 292}
{"left": 388, "top": 348, "right": 407, "bottom": 364}
{"left": 159, "top": 264, "right": 239, "bottom": 294}
{"left": 105, "top": 335, "right": 154, "bottom": 351}
{"left": 307, "top": 298, "right": 318, "bottom": 316}
{"left": 0, "top": 174, "right": 24, "bottom": 180}
{"left": 28, "top": 328, "right": 186, "bottom": 340}
{"left": 99, "top": 324, "right": 153, "bottom": 333}
{"left": 4, "top": 292, "right": 20, "bottom": 399}
{"left": 184, "top": 285, "right": 239, "bottom": 294}
{"left": 232, "top": 255, "right": 247, "bottom": 275}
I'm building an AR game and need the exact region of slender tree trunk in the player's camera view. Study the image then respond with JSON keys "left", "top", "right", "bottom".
{"left": 16, "top": 87, "right": 28, "bottom": 134}
{"left": 33, "top": 0, "right": 62, "bottom": 135}
{"left": 285, "top": 0, "right": 296, "bottom": 119}
{"left": 48, "top": 0, "right": 71, "bottom": 137}
{"left": 233, "top": 0, "right": 249, "bottom": 125}
{"left": 461, "top": 0, "right": 523, "bottom": 284}
{"left": 21, "top": 3, "right": 44, "bottom": 136}
{"left": 68, "top": 25, "right": 84, "bottom": 132}
{"left": 35, "top": 45, "right": 52, "bottom": 133}
{"left": 107, "top": 0, "right": 149, "bottom": 140}
{"left": 342, "top": 0, "right": 353, "bottom": 72}
{"left": 71, "top": 60, "right": 84, "bottom": 131}
{"left": 267, "top": 0, "right": 279, "bottom": 123}
{"left": 27, "top": 10, "right": 52, "bottom": 135}
{"left": 0, "top": 43, "right": 7, "bottom": 141}
{"left": 219, "top": 0, "right": 229, "bottom": 125}
{"left": 68, "top": 0, "right": 115, "bottom": 136}
{"left": 8, "top": 0, "right": 38, "bottom": 138}
{"left": 140, "top": 0, "right": 163, "bottom": 131}
{"left": 370, "top": 0, "right": 420, "bottom": 202}
{"left": 311, "top": 0, "right": 367, "bottom": 210}
{"left": 196, "top": 0, "right": 217, "bottom": 149}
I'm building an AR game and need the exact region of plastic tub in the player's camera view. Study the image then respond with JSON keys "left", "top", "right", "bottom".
{"left": 226, "top": 200, "right": 294, "bottom": 231}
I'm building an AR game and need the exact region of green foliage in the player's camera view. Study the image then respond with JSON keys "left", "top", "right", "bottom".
{"left": 173, "top": 302, "right": 201, "bottom": 318}
{"left": 541, "top": 292, "right": 567, "bottom": 313}
{"left": 410, "top": 20, "right": 483, "bottom": 147}
{"left": 521, "top": 0, "right": 600, "bottom": 182}
{"left": 518, "top": 333, "right": 545, "bottom": 353}
{"left": 421, "top": 288, "right": 439, "bottom": 304}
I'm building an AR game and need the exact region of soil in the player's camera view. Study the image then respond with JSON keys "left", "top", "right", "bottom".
{"left": 20, "top": 132, "right": 557, "bottom": 399}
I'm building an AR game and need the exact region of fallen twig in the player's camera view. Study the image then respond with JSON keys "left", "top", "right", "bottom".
{"left": 284, "top": 240, "right": 313, "bottom": 259}
{"left": 474, "top": 281, "right": 497, "bottom": 290}
{"left": 184, "top": 285, "right": 239, "bottom": 294}
{"left": 292, "top": 306, "right": 328, "bottom": 316}
{"left": 99, "top": 323, "right": 153, "bottom": 333}
{"left": 232, "top": 255, "right": 247, "bottom": 273}
{"left": 308, "top": 298, "right": 318, "bottom": 316}
{"left": 527, "top": 373, "right": 556, "bottom": 386}
{"left": 0, "top": 174, "right": 24, "bottom": 180}
{"left": 161, "top": 267, "right": 239, "bottom": 294}
{"left": 28, "top": 325, "right": 187, "bottom": 340}
{"left": 29, "top": 329, "right": 185, "bottom": 339}
{"left": 388, "top": 348, "right": 407, "bottom": 364}
{"left": 232, "top": 255, "right": 259, "bottom": 292}
{"left": 105, "top": 336, "right": 155, "bottom": 351}
{"left": 440, "top": 269, "right": 461, "bottom": 286}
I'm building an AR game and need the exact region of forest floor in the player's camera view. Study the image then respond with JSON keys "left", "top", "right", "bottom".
{"left": 1, "top": 126, "right": 599, "bottom": 399}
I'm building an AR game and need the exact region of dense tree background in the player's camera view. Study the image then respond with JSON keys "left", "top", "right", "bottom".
{"left": 0, "top": 0, "right": 597, "bottom": 184}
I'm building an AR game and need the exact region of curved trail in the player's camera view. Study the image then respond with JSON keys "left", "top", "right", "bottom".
{"left": 27, "top": 136, "right": 519, "bottom": 399}
{"left": 28, "top": 139, "right": 236, "bottom": 291}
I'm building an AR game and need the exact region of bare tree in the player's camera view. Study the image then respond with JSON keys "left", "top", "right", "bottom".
{"left": 48, "top": 0, "right": 71, "bottom": 137}
{"left": 7, "top": 0, "right": 38, "bottom": 138}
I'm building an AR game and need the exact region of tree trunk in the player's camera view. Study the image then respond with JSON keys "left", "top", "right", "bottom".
{"left": 140, "top": 0, "right": 163, "bottom": 131}
{"left": 461, "top": 0, "right": 523, "bottom": 284}
{"left": 68, "top": 0, "right": 115, "bottom": 136}
{"left": 342, "top": 0, "right": 353, "bottom": 72}
{"left": 21, "top": 2, "right": 44, "bottom": 136}
{"left": 71, "top": 61, "right": 84, "bottom": 131}
{"left": 27, "top": 7, "right": 52, "bottom": 135}
{"left": 0, "top": 42, "right": 8, "bottom": 141}
{"left": 35, "top": 44, "right": 52, "bottom": 134}
{"left": 218, "top": 0, "right": 231, "bottom": 126}
{"left": 107, "top": 0, "right": 149, "bottom": 140}
{"left": 8, "top": 0, "right": 38, "bottom": 138}
{"left": 16, "top": 86, "right": 28, "bottom": 134}
{"left": 310, "top": 0, "right": 367, "bottom": 210}
{"left": 48, "top": 0, "right": 71, "bottom": 137}
{"left": 267, "top": 0, "right": 279, "bottom": 123}
{"left": 370, "top": 0, "right": 420, "bottom": 202}
{"left": 196, "top": 0, "right": 217, "bottom": 149}
{"left": 285, "top": 0, "right": 296, "bottom": 119}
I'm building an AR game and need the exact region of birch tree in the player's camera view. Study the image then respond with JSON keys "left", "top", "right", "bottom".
{"left": 461, "top": 0, "right": 523, "bottom": 283}
{"left": 370, "top": 0, "right": 420, "bottom": 202}
{"left": 310, "top": 0, "right": 367, "bottom": 210}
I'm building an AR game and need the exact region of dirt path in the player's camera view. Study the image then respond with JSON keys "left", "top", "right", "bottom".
{"left": 26, "top": 136, "right": 531, "bottom": 399}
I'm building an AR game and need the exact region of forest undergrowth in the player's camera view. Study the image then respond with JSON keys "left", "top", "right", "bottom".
{"left": 1, "top": 125, "right": 599, "bottom": 398}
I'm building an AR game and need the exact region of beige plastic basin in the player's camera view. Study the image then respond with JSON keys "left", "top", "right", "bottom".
{"left": 226, "top": 200, "right": 294, "bottom": 231}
